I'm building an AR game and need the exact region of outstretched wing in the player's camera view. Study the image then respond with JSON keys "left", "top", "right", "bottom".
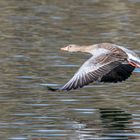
{"left": 101, "top": 64, "right": 135, "bottom": 83}
{"left": 60, "top": 52, "right": 126, "bottom": 91}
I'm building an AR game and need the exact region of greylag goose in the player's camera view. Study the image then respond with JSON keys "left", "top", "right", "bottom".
{"left": 53, "top": 43, "right": 140, "bottom": 91}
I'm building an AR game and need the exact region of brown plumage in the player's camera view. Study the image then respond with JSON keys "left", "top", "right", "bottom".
{"left": 54, "top": 43, "right": 140, "bottom": 91}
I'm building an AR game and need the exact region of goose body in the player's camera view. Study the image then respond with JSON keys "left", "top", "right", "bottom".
{"left": 59, "top": 43, "right": 140, "bottom": 91}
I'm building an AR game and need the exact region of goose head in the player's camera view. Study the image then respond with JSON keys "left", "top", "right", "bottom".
{"left": 61, "top": 44, "right": 81, "bottom": 52}
{"left": 61, "top": 44, "right": 97, "bottom": 54}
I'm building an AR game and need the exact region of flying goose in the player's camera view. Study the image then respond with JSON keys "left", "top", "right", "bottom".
{"left": 52, "top": 43, "right": 140, "bottom": 91}
{"left": 47, "top": 43, "right": 140, "bottom": 91}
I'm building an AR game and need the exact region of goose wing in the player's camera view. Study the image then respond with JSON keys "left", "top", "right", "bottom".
{"left": 101, "top": 64, "right": 135, "bottom": 83}
{"left": 60, "top": 52, "right": 126, "bottom": 91}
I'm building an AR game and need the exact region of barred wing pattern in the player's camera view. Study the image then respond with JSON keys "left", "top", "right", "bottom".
{"left": 60, "top": 53, "right": 125, "bottom": 91}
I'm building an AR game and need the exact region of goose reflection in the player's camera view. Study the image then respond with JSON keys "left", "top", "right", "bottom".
{"left": 99, "top": 108, "right": 134, "bottom": 139}
{"left": 70, "top": 108, "right": 139, "bottom": 140}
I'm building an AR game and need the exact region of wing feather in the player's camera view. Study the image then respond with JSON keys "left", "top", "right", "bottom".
{"left": 60, "top": 52, "right": 126, "bottom": 91}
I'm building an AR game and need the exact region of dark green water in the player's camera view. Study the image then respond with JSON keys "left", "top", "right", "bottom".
{"left": 0, "top": 0, "right": 140, "bottom": 139}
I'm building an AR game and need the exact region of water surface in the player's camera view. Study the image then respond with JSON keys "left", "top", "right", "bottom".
{"left": 0, "top": 0, "right": 140, "bottom": 139}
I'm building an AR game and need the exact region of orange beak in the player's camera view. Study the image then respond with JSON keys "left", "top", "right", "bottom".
{"left": 60, "top": 47, "right": 68, "bottom": 51}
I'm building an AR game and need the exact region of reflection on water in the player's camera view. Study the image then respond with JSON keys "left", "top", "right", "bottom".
{"left": 100, "top": 108, "right": 133, "bottom": 139}
{"left": 0, "top": 0, "right": 140, "bottom": 139}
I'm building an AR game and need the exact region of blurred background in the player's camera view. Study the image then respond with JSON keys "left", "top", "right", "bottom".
{"left": 0, "top": 0, "right": 140, "bottom": 139}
